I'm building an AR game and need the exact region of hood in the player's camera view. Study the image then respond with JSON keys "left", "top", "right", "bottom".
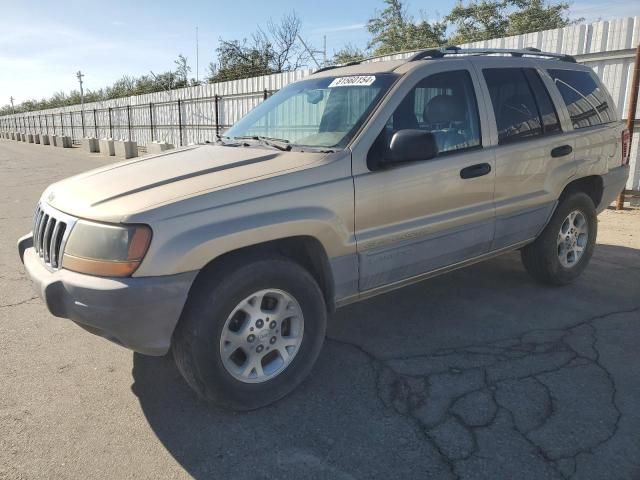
{"left": 44, "top": 145, "right": 328, "bottom": 222}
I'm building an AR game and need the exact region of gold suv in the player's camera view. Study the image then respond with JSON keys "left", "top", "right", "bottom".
{"left": 18, "top": 47, "right": 630, "bottom": 410}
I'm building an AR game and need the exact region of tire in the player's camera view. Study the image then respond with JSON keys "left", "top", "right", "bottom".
{"left": 521, "top": 192, "right": 597, "bottom": 286}
{"left": 172, "top": 254, "right": 327, "bottom": 410}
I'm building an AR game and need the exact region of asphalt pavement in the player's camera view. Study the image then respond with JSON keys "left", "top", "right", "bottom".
{"left": 1, "top": 139, "right": 639, "bottom": 480}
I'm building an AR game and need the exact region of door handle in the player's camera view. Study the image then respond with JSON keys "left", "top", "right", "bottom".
{"left": 460, "top": 163, "right": 491, "bottom": 179}
{"left": 551, "top": 145, "right": 573, "bottom": 158}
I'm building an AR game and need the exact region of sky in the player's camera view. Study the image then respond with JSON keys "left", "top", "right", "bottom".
{"left": 0, "top": 0, "right": 638, "bottom": 105}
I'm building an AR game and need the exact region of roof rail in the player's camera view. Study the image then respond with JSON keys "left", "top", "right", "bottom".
{"left": 313, "top": 61, "right": 361, "bottom": 74}
{"left": 313, "top": 46, "right": 575, "bottom": 74}
{"left": 407, "top": 46, "right": 576, "bottom": 63}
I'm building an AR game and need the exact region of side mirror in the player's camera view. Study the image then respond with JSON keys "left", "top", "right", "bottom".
{"left": 385, "top": 129, "right": 438, "bottom": 165}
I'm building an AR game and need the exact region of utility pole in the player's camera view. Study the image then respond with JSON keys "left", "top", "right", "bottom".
{"left": 77, "top": 70, "right": 85, "bottom": 137}
{"left": 76, "top": 71, "right": 85, "bottom": 108}
{"left": 10, "top": 96, "right": 15, "bottom": 114}
{"left": 323, "top": 35, "right": 327, "bottom": 66}
{"left": 196, "top": 26, "right": 199, "bottom": 84}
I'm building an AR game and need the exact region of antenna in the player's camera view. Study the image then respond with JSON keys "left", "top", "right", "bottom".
{"left": 196, "top": 26, "right": 199, "bottom": 84}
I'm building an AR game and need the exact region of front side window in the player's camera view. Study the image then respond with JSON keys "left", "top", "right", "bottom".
{"left": 224, "top": 74, "right": 397, "bottom": 149}
{"left": 383, "top": 70, "right": 482, "bottom": 155}
{"left": 483, "top": 68, "right": 560, "bottom": 144}
{"left": 547, "top": 69, "right": 614, "bottom": 129}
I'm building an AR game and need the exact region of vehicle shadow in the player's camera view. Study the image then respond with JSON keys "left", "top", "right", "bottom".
{"left": 131, "top": 245, "right": 640, "bottom": 480}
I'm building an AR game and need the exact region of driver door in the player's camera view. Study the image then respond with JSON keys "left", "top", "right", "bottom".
{"left": 352, "top": 64, "right": 496, "bottom": 293}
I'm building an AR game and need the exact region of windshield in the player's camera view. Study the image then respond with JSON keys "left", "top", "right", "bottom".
{"left": 224, "top": 73, "right": 398, "bottom": 149}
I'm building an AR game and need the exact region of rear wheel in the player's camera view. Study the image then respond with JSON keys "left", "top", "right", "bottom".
{"left": 172, "top": 255, "right": 326, "bottom": 410}
{"left": 521, "top": 192, "right": 597, "bottom": 285}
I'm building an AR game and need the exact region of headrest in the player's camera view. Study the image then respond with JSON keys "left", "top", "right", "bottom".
{"left": 424, "top": 95, "right": 465, "bottom": 124}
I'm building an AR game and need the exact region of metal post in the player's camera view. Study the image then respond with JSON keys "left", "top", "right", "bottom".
{"left": 60, "top": 112, "right": 64, "bottom": 135}
{"left": 69, "top": 111, "right": 74, "bottom": 142}
{"left": 177, "top": 99, "right": 183, "bottom": 146}
{"left": 45, "top": 115, "right": 49, "bottom": 134}
{"left": 108, "top": 107, "right": 113, "bottom": 138}
{"left": 616, "top": 43, "right": 640, "bottom": 210}
{"left": 263, "top": 89, "right": 268, "bottom": 100}
{"left": 127, "top": 104, "right": 132, "bottom": 141}
{"left": 39, "top": 115, "right": 42, "bottom": 134}
{"left": 81, "top": 110, "right": 85, "bottom": 138}
{"left": 93, "top": 109, "right": 98, "bottom": 137}
{"left": 214, "top": 95, "right": 220, "bottom": 136}
{"left": 149, "top": 103, "right": 154, "bottom": 141}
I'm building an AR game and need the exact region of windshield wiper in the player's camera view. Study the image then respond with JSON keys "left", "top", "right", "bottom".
{"left": 233, "top": 136, "right": 292, "bottom": 152}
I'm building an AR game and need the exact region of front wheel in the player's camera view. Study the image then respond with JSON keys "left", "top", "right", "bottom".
{"left": 521, "top": 192, "right": 597, "bottom": 285}
{"left": 172, "top": 255, "right": 327, "bottom": 410}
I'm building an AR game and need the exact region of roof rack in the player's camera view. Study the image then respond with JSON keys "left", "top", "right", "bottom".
{"left": 407, "top": 46, "right": 576, "bottom": 63}
{"left": 313, "top": 61, "right": 360, "bottom": 74}
{"left": 313, "top": 46, "right": 575, "bottom": 74}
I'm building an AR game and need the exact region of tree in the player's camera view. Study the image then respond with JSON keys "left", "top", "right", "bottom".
{"left": 174, "top": 54, "right": 191, "bottom": 86}
{"left": 367, "top": 0, "right": 447, "bottom": 56}
{"left": 447, "top": 0, "right": 579, "bottom": 44}
{"left": 507, "top": 0, "right": 578, "bottom": 36}
{"left": 208, "top": 11, "right": 311, "bottom": 82}
{"left": 210, "top": 38, "right": 274, "bottom": 82}
{"left": 332, "top": 44, "right": 367, "bottom": 65}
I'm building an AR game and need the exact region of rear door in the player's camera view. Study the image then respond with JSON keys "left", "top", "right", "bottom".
{"left": 473, "top": 58, "right": 571, "bottom": 250}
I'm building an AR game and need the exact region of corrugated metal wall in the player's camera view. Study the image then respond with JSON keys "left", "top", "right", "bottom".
{"left": 1, "top": 17, "right": 639, "bottom": 190}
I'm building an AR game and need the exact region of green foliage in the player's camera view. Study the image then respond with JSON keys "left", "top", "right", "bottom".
{"left": 367, "top": 0, "right": 447, "bottom": 55}
{"left": 332, "top": 44, "right": 367, "bottom": 65}
{"left": 174, "top": 54, "right": 192, "bottom": 84}
{"left": 447, "top": 0, "right": 580, "bottom": 44}
{"left": 507, "top": 0, "right": 580, "bottom": 36}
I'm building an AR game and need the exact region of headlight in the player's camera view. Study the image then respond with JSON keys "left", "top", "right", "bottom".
{"left": 62, "top": 220, "right": 152, "bottom": 277}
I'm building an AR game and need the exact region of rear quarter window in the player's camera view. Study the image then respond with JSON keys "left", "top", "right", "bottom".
{"left": 547, "top": 69, "right": 614, "bottom": 129}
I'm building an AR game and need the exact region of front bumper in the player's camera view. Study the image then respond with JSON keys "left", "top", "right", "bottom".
{"left": 598, "top": 165, "right": 630, "bottom": 213}
{"left": 18, "top": 235, "right": 197, "bottom": 356}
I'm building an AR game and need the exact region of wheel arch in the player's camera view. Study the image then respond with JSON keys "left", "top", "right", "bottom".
{"left": 186, "top": 235, "right": 336, "bottom": 313}
{"left": 559, "top": 175, "right": 604, "bottom": 210}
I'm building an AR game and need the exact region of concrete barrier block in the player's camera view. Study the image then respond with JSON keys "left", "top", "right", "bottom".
{"left": 146, "top": 141, "right": 175, "bottom": 154}
{"left": 10, "top": 132, "right": 16, "bottom": 140}
{"left": 99, "top": 138, "right": 115, "bottom": 156}
{"left": 41, "top": 134, "right": 50, "bottom": 145}
{"left": 22, "top": 134, "right": 28, "bottom": 142}
{"left": 26, "top": 134, "right": 34, "bottom": 143}
{"left": 82, "top": 137, "right": 100, "bottom": 153}
{"left": 114, "top": 140, "right": 138, "bottom": 159}
{"left": 34, "top": 134, "right": 40, "bottom": 144}
{"left": 56, "top": 136, "right": 72, "bottom": 148}
{"left": 51, "top": 135, "right": 57, "bottom": 147}
{"left": 16, "top": 133, "right": 22, "bottom": 141}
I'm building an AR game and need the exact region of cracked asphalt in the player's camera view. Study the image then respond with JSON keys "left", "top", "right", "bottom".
{"left": 1, "top": 139, "right": 639, "bottom": 480}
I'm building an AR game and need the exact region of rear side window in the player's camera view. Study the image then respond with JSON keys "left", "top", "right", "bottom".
{"left": 547, "top": 69, "right": 614, "bottom": 129}
{"left": 483, "top": 68, "right": 561, "bottom": 144}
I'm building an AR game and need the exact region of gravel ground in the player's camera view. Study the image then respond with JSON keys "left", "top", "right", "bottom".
{"left": 1, "top": 139, "right": 639, "bottom": 480}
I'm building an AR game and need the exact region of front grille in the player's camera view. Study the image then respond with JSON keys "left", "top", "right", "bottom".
{"left": 32, "top": 204, "right": 75, "bottom": 269}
